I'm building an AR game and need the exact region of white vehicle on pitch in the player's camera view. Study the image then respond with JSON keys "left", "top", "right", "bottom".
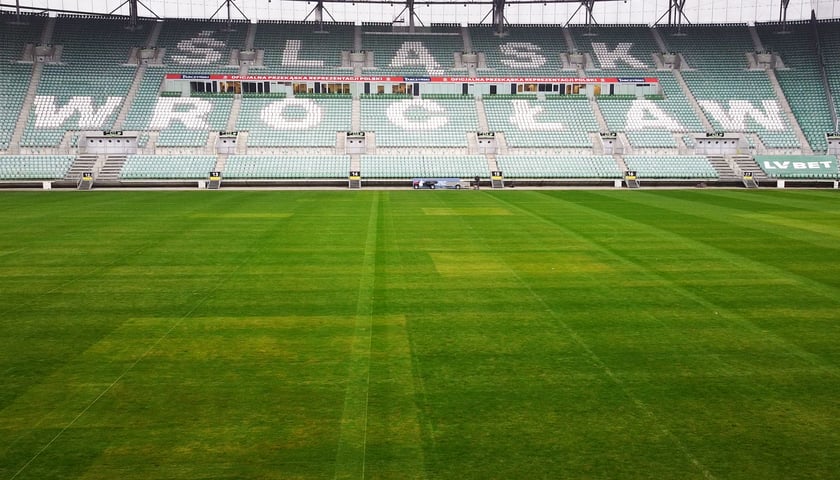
{"left": 412, "top": 178, "right": 466, "bottom": 190}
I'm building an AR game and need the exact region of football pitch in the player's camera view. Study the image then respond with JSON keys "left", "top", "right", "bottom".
{"left": 1, "top": 189, "right": 838, "bottom": 479}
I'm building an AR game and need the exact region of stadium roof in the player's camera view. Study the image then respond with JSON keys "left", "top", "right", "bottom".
{"left": 2, "top": 0, "right": 840, "bottom": 25}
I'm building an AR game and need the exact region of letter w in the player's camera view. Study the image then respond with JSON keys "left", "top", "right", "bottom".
{"left": 34, "top": 96, "right": 122, "bottom": 128}
{"left": 698, "top": 100, "right": 785, "bottom": 131}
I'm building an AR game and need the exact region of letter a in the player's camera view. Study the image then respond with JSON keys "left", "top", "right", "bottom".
{"left": 389, "top": 42, "right": 443, "bottom": 75}
{"left": 625, "top": 99, "right": 681, "bottom": 131}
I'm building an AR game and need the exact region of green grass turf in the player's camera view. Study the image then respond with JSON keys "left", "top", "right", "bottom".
{"left": 1, "top": 189, "right": 839, "bottom": 479}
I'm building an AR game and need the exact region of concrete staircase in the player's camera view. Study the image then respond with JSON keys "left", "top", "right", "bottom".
{"left": 351, "top": 97, "right": 361, "bottom": 131}
{"left": 494, "top": 132, "right": 510, "bottom": 155}
{"left": 59, "top": 130, "right": 76, "bottom": 151}
{"left": 114, "top": 64, "right": 146, "bottom": 130}
{"left": 576, "top": 63, "right": 611, "bottom": 134}
{"left": 475, "top": 97, "right": 490, "bottom": 132}
{"left": 562, "top": 27, "right": 577, "bottom": 52}
{"left": 146, "top": 20, "right": 162, "bottom": 48}
{"left": 591, "top": 133, "right": 604, "bottom": 154}
{"left": 613, "top": 154, "right": 628, "bottom": 172}
{"left": 226, "top": 94, "right": 242, "bottom": 131}
{"left": 461, "top": 26, "right": 473, "bottom": 53}
{"left": 650, "top": 27, "right": 669, "bottom": 54}
{"left": 589, "top": 97, "right": 610, "bottom": 133}
{"left": 467, "top": 133, "right": 479, "bottom": 154}
{"left": 485, "top": 154, "right": 499, "bottom": 173}
{"left": 145, "top": 131, "right": 159, "bottom": 153}
{"left": 672, "top": 70, "right": 715, "bottom": 133}
{"left": 765, "top": 68, "right": 813, "bottom": 154}
{"left": 675, "top": 133, "right": 689, "bottom": 154}
{"left": 213, "top": 154, "right": 228, "bottom": 173}
{"left": 41, "top": 16, "right": 55, "bottom": 44}
{"left": 10, "top": 62, "right": 42, "bottom": 154}
{"left": 244, "top": 22, "right": 257, "bottom": 50}
{"left": 748, "top": 25, "right": 766, "bottom": 53}
{"left": 354, "top": 26, "right": 363, "bottom": 51}
{"left": 97, "top": 155, "right": 127, "bottom": 181}
{"left": 64, "top": 154, "right": 98, "bottom": 181}
{"left": 706, "top": 154, "right": 739, "bottom": 181}
{"left": 223, "top": 62, "right": 249, "bottom": 132}
{"left": 730, "top": 154, "right": 768, "bottom": 181}
{"left": 747, "top": 132, "right": 767, "bottom": 154}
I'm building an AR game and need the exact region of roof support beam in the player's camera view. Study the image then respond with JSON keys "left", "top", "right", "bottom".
{"left": 129, "top": 0, "right": 138, "bottom": 28}
{"left": 209, "top": 0, "right": 249, "bottom": 30}
{"left": 392, "top": 0, "right": 426, "bottom": 30}
{"left": 108, "top": 0, "right": 161, "bottom": 28}
{"left": 303, "top": 0, "right": 338, "bottom": 30}
{"left": 564, "top": 0, "right": 597, "bottom": 31}
{"left": 564, "top": 0, "right": 598, "bottom": 33}
{"left": 492, "top": 0, "right": 506, "bottom": 35}
{"left": 779, "top": 0, "right": 791, "bottom": 30}
{"left": 654, "top": 0, "right": 690, "bottom": 33}
{"left": 584, "top": 0, "right": 597, "bottom": 32}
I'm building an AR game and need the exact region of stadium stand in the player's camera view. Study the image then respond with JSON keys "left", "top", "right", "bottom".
{"left": 757, "top": 22, "right": 834, "bottom": 152}
{"left": 0, "top": 13, "right": 45, "bottom": 151}
{"left": 120, "top": 20, "right": 245, "bottom": 147}
{"left": 1, "top": 16, "right": 837, "bottom": 188}
{"left": 236, "top": 96, "right": 351, "bottom": 147}
{"left": 483, "top": 96, "right": 597, "bottom": 148}
{"left": 253, "top": 21, "right": 353, "bottom": 73}
{"left": 155, "top": 18, "right": 247, "bottom": 67}
{"left": 225, "top": 154, "right": 350, "bottom": 178}
{"left": 124, "top": 68, "right": 235, "bottom": 148}
{"left": 119, "top": 154, "right": 217, "bottom": 179}
{"left": 662, "top": 25, "right": 800, "bottom": 149}
{"left": 362, "top": 24, "right": 464, "bottom": 75}
{"left": 570, "top": 26, "right": 705, "bottom": 149}
{"left": 595, "top": 81, "right": 706, "bottom": 150}
{"left": 360, "top": 155, "right": 487, "bottom": 178}
{"left": 469, "top": 25, "right": 569, "bottom": 75}
{"left": 817, "top": 20, "right": 840, "bottom": 133}
{"left": 20, "top": 16, "right": 149, "bottom": 148}
{"left": 361, "top": 96, "right": 478, "bottom": 147}
{"left": 0, "top": 154, "right": 75, "bottom": 180}
{"left": 597, "top": 74, "right": 706, "bottom": 138}
{"left": 623, "top": 154, "right": 719, "bottom": 178}
{"left": 122, "top": 69, "right": 166, "bottom": 136}
{"left": 569, "top": 25, "right": 659, "bottom": 71}
{"left": 496, "top": 154, "right": 623, "bottom": 179}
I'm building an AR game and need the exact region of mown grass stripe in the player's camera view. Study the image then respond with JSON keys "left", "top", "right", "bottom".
{"left": 334, "top": 192, "right": 379, "bottom": 480}
{"left": 1, "top": 191, "right": 838, "bottom": 479}
{"left": 583, "top": 190, "right": 840, "bottom": 303}
{"left": 8, "top": 315, "right": 189, "bottom": 480}
{"left": 4, "top": 195, "right": 292, "bottom": 479}
{"left": 520, "top": 191, "right": 840, "bottom": 373}
{"left": 594, "top": 189, "right": 840, "bottom": 254}
{"left": 483, "top": 192, "right": 720, "bottom": 479}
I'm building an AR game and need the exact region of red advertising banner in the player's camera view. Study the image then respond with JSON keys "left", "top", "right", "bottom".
{"left": 165, "top": 73, "right": 659, "bottom": 84}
